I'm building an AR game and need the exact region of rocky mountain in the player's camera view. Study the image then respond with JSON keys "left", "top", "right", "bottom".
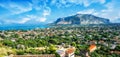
{"left": 54, "top": 14, "right": 110, "bottom": 25}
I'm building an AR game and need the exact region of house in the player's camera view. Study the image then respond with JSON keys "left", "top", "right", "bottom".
{"left": 79, "top": 50, "right": 89, "bottom": 57}
{"left": 98, "top": 40, "right": 104, "bottom": 44}
{"left": 110, "top": 44, "right": 116, "bottom": 49}
{"left": 56, "top": 46, "right": 75, "bottom": 57}
{"left": 56, "top": 46, "right": 66, "bottom": 57}
{"left": 89, "top": 44, "right": 97, "bottom": 52}
{"left": 34, "top": 47, "right": 46, "bottom": 51}
{"left": 17, "top": 44, "right": 25, "bottom": 50}
{"left": 56, "top": 49, "right": 65, "bottom": 57}
{"left": 89, "top": 40, "right": 97, "bottom": 45}
{"left": 103, "top": 42, "right": 109, "bottom": 47}
{"left": 65, "top": 47, "right": 75, "bottom": 57}
{"left": 11, "top": 38, "right": 16, "bottom": 42}
{"left": 86, "top": 52, "right": 90, "bottom": 57}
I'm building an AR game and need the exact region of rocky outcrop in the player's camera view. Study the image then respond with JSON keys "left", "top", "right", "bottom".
{"left": 54, "top": 14, "right": 110, "bottom": 25}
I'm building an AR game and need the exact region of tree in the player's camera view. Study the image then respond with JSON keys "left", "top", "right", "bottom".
{"left": 71, "top": 42, "right": 76, "bottom": 47}
{"left": 48, "top": 44, "right": 57, "bottom": 54}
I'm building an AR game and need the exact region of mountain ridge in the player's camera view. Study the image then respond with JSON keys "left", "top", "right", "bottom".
{"left": 53, "top": 14, "right": 110, "bottom": 25}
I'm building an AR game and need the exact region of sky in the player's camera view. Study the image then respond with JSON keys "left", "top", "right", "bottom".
{"left": 0, "top": 0, "right": 120, "bottom": 25}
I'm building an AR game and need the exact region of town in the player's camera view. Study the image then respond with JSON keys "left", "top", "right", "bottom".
{"left": 0, "top": 24, "right": 120, "bottom": 57}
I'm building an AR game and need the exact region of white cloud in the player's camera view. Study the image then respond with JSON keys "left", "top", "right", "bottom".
{"left": 0, "top": 0, "right": 111, "bottom": 24}
{"left": 31, "top": 0, "right": 42, "bottom": 10}
{"left": 43, "top": 10, "right": 50, "bottom": 16}
{"left": 100, "top": 0, "right": 106, "bottom": 4}
{"left": 50, "top": 0, "right": 106, "bottom": 8}
{"left": 37, "top": 17, "right": 46, "bottom": 22}
{"left": 18, "top": 18, "right": 30, "bottom": 24}
{"left": 5, "top": 18, "right": 30, "bottom": 24}
{"left": 27, "top": 15, "right": 47, "bottom": 22}
{"left": 76, "top": 0, "right": 120, "bottom": 22}
{"left": 43, "top": 7, "right": 51, "bottom": 16}
{"left": 0, "top": 0, "right": 52, "bottom": 24}
{"left": 0, "top": 1, "right": 32, "bottom": 14}
{"left": 29, "top": 0, "right": 51, "bottom": 23}
{"left": 82, "top": 0, "right": 106, "bottom": 7}
{"left": 77, "top": 9, "right": 95, "bottom": 14}
{"left": 37, "top": 6, "right": 51, "bottom": 22}
{"left": 31, "top": 0, "right": 50, "bottom": 10}
{"left": 96, "top": 0, "right": 120, "bottom": 21}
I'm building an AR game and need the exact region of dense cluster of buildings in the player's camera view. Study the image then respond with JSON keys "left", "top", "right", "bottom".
{"left": 0, "top": 25, "right": 120, "bottom": 57}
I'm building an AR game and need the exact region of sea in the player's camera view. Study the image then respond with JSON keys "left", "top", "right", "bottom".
{"left": 0, "top": 24, "right": 49, "bottom": 30}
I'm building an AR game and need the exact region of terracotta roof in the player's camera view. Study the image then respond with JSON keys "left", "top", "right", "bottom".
{"left": 89, "top": 44, "right": 96, "bottom": 52}
{"left": 66, "top": 47, "right": 75, "bottom": 54}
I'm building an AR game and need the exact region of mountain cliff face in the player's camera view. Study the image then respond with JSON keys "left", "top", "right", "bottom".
{"left": 54, "top": 14, "right": 110, "bottom": 25}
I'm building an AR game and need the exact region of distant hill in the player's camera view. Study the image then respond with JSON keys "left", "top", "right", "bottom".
{"left": 53, "top": 14, "right": 110, "bottom": 25}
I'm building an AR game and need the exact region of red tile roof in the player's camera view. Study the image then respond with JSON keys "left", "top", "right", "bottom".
{"left": 66, "top": 47, "right": 75, "bottom": 54}
{"left": 89, "top": 44, "right": 96, "bottom": 52}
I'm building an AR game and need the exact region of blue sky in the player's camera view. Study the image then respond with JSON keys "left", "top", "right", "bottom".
{"left": 0, "top": 0, "right": 120, "bottom": 25}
